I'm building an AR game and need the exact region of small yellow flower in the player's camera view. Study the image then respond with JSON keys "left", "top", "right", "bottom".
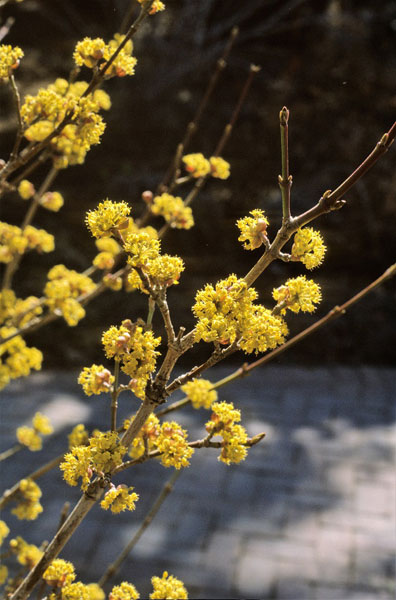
{"left": 73, "top": 37, "right": 107, "bottom": 68}
{"left": 151, "top": 193, "right": 194, "bottom": 229}
{"left": 85, "top": 583, "right": 105, "bottom": 600}
{"left": 43, "top": 559, "right": 76, "bottom": 588}
{"left": 0, "top": 44, "right": 23, "bottom": 79}
{"left": 32, "top": 412, "right": 53, "bottom": 435}
{"left": 206, "top": 402, "right": 249, "bottom": 465}
{"left": 181, "top": 378, "right": 217, "bottom": 409}
{"left": 182, "top": 153, "right": 210, "bottom": 178}
{"left": 236, "top": 209, "right": 269, "bottom": 250}
{"left": 209, "top": 156, "right": 230, "bottom": 179}
{"left": 0, "top": 520, "right": 10, "bottom": 545}
{"left": 137, "top": 0, "right": 165, "bottom": 15}
{"left": 156, "top": 421, "right": 194, "bottom": 469}
{"left": 100, "top": 484, "right": 139, "bottom": 513}
{"left": 93, "top": 251, "right": 115, "bottom": 270}
{"left": 150, "top": 571, "right": 188, "bottom": 600}
{"left": 272, "top": 275, "right": 322, "bottom": 314}
{"left": 40, "top": 191, "right": 64, "bottom": 212}
{"left": 86, "top": 200, "right": 131, "bottom": 239}
{"left": 10, "top": 536, "right": 43, "bottom": 568}
{"left": 109, "top": 581, "right": 140, "bottom": 600}
{"left": 11, "top": 479, "right": 43, "bottom": 520}
{"left": 291, "top": 227, "right": 326, "bottom": 270}
{"left": 78, "top": 365, "right": 114, "bottom": 396}
{"left": 18, "top": 180, "right": 35, "bottom": 200}
{"left": 68, "top": 424, "right": 89, "bottom": 449}
{"left": 95, "top": 237, "right": 120, "bottom": 255}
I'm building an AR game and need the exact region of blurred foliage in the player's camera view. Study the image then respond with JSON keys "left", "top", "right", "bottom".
{"left": 1, "top": 0, "right": 395, "bottom": 366}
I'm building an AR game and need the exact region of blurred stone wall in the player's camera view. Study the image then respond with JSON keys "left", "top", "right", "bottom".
{"left": 1, "top": 0, "right": 395, "bottom": 366}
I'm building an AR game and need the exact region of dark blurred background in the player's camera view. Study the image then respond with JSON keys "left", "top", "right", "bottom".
{"left": 1, "top": 0, "right": 395, "bottom": 367}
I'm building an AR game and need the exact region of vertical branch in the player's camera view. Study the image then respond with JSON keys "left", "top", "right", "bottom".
{"left": 9, "top": 74, "right": 24, "bottom": 161}
{"left": 278, "top": 106, "right": 292, "bottom": 222}
{"left": 111, "top": 361, "right": 121, "bottom": 431}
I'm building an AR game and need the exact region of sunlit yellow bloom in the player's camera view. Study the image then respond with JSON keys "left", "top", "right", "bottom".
{"left": 0, "top": 44, "right": 23, "bottom": 79}
{"left": 151, "top": 193, "right": 194, "bottom": 229}
{"left": 23, "top": 225, "right": 55, "bottom": 253}
{"left": 0, "top": 222, "right": 27, "bottom": 263}
{"left": 86, "top": 200, "right": 131, "bottom": 238}
{"left": 85, "top": 583, "right": 105, "bottom": 600}
{"left": 182, "top": 153, "right": 210, "bottom": 178}
{"left": 126, "top": 413, "right": 160, "bottom": 459}
{"left": 95, "top": 237, "right": 121, "bottom": 255}
{"left": 137, "top": 0, "right": 165, "bottom": 14}
{"left": 0, "top": 327, "right": 43, "bottom": 389}
{"left": 93, "top": 251, "right": 115, "bottom": 270}
{"left": 103, "top": 273, "right": 123, "bottom": 291}
{"left": 78, "top": 364, "right": 114, "bottom": 396}
{"left": 40, "top": 191, "right": 64, "bottom": 212}
{"left": 44, "top": 264, "right": 95, "bottom": 326}
{"left": 291, "top": 227, "right": 326, "bottom": 270}
{"left": 43, "top": 559, "right": 76, "bottom": 588}
{"left": 156, "top": 421, "right": 194, "bottom": 469}
{"left": 73, "top": 37, "right": 107, "bottom": 68}
{"left": 0, "top": 520, "right": 10, "bottom": 545}
{"left": 18, "top": 179, "right": 35, "bottom": 200}
{"left": 272, "top": 275, "right": 321, "bottom": 314}
{"left": 124, "top": 231, "right": 160, "bottom": 268}
{"left": 10, "top": 536, "right": 43, "bottom": 568}
{"left": 206, "top": 401, "right": 248, "bottom": 464}
{"left": 100, "top": 484, "right": 139, "bottom": 513}
{"left": 209, "top": 156, "right": 230, "bottom": 179}
{"left": 181, "top": 378, "right": 217, "bottom": 409}
{"left": 150, "top": 571, "right": 188, "bottom": 600}
{"left": 109, "top": 581, "right": 140, "bottom": 600}
{"left": 32, "top": 412, "right": 53, "bottom": 435}
{"left": 11, "top": 479, "right": 43, "bottom": 520}
{"left": 237, "top": 209, "right": 269, "bottom": 250}
{"left": 148, "top": 255, "right": 184, "bottom": 288}
{"left": 68, "top": 424, "right": 89, "bottom": 449}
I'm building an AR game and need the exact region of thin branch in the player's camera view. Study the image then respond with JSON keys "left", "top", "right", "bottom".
{"left": 98, "top": 469, "right": 181, "bottom": 587}
{"left": 111, "top": 361, "right": 121, "bottom": 431}
{"left": 278, "top": 106, "right": 292, "bottom": 222}
{"left": 9, "top": 74, "right": 24, "bottom": 161}
{"left": 0, "top": 443, "right": 22, "bottom": 462}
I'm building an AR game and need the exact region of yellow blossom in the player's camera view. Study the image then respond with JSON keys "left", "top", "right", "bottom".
{"left": 156, "top": 421, "right": 194, "bottom": 469}
{"left": 137, "top": 0, "right": 165, "bottom": 14}
{"left": 40, "top": 191, "right": 64, "bottom": 212}
{"left": 32, "top": 412, "right": 53, "bottom": 434}
{"left": 109, "top": 581, "right": 140, "bottom": 600}
{"left": 0, "top": 565, "right": 7, "bottom": 585}
{"left": 11, "top": 479, "right": 43, "bottom": 520}
{"left": 86, "top": 584, "right": 105, "bottom": 600}
{"left": 23, "top": 225, "right": 55, "bottom": 253}
{"left": 206, "top": 402, "right": 248, "bottom": 465}
{"left": 10, "top": 536, "right": 43, "bottom": 568}
{"left": 68, "top": 424, "right": 89, "bottom": 449}
{"left": 100, "top": 484, "right": 139, "bottom": 513}
{"left": 0, "top": 520, "right": 10, "bottom": 545}
{"left": 103, "top": 273, "right": 123, "bottom": 291}
{"left": 236, "top": 209, "right": 269, "bottom": 250}
{"left": 16, "top": 426, "right": 42, "bottom": 451}
{"left": 44, "top": 264, "right": 95, "bottom": 326}
{"left": 0, "top": 327, "right": 43, "bottom": 389}
{"left": 147, "top": 255, "right": 185, "bottom": 288}
{"left": 151, "top": 193, "right": 194, "bottom": 229}
{"left": 126, "top": 413, "right": 160, "bottom": 459}
{"left": 86, "top": 200, "right": 131, "bottom": 238}
{"left": 124, "top": 231, "right": 160, "bottom": 269}
{"left": 18, "top": 179, "right": 35, "bottom": 200}
{"left": 209, "top": 156, "right": 230, "bottom": 179}
{"left": 60, "top": 445, "right": 92, "bottom": 490}
{"left": 93, "top": 251, "right": 115, "bottom": 270}
{"left": 291, "top": 227, "right": 326, "bottom": 270}
{"left": 0, "top": 44, "right": 23, "bottom": 79}
{"left": 150, "top": 571, "right": 188, "bottom": 600}
{"left": 73, "top": 37, "right": 107, "bottom": 68}
{"left": 182, "top": 153, "right": 210, "bottom": 178}
{"left": 43, "top": 559, "right": 76, "bottom": 588}
{"left": 238, "top": 305, "right": 288, "bottom": 354}
{"left": 78, "top": 364, "right": 114, "bottom": 396}
{"left": 57, "top": 582, "right": 92, "bottom": 600}
{"left": 181, "top": 378, "right": 217, "bottom": 409}
{"left": 0, "top": 221, "right": 28, "bottom": 263}
{"left": 95, "top": 237, "right": 121, "bottom": 255}
{"left": 272, "top": 275, "right": 322, "bottom": 314}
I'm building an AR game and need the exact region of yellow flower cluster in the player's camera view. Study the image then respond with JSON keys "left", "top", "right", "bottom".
{"left": 125, "top": 413, "right": 160, "bottom": 460}
{"left": 291, "top": 227, "right": 326, "bottom": 270}
{"left": 193, "top": 274, "right": 288, "bottom": 353}
{"left": 0, "top": 289, "right": 42, "bottom": 328}
{"left": 236, "top": 209, "right": 269, "bottom": 250}
{"left": 100, "top": 484, "right": 139, "bottom": 513}
{"left": 150, "top": 571, "right": 188, "bottom": 600}
{"left": 93, "top": 236, "right": 121, "bottom": 270}
{"left": 11, "top": 478, "right": 43, "bottom": 520}
{"left": 44, "top": 264, "right": 96, "bottom": 326}
{"left": 21, "top": 79, "right": 111, "bottom": 168}
{"left": 18, "top": 179, "right": 35, "bottom": 200}
{"left": 16, "top": 411, "right": 53, "bottom": 451}
{"left": 109, "top": 582, "right": 140, "bottom": 600}
{"left": 124, "top": 230, "right": 160, "bottom": 269}
{"left": 78, "top": 365, "right": 114, "bottom": 396}
{"left": 151, "top": 193, "right": 194, "bottom": 229}
{"left": 206, "top": 402, "right": 248, "bottom": 465}
{"left": 0, "top": 565, "right": 7, "bottom": 586}
{"left": 181, "top": 378, "right": 218, "bottom": 409}
{"left": 0, "top": 520, "right": 9, "bottom": 545}
{"left": 40, "top": 191, "right": 64, "bottom": 212}
{"left": 272, "top": 275, "right": 322, "bottom": 314}
{"left": 0, "top": 326, "right": 42, "bottom": 390}
{"left": 10, "top": 536, "right": 43, "bottom": 568}
{"left": 0, "top": 221, "right": 54, "bottom": 263}
{"left": 155, "top": 421, "right": 194, "bottom": 469}
{"left": 101, "top": 320, "right": 161, "bottom": 399}
{"left": 86, "top": 199, "right": 131, "bottom": 239}
{"left": 43, "top": 558, "right": 75, "bottom": 588}
{"left": 0, "top": 44, "right": 23, "bottom": 80}
{"left": 73, "top": 34, "right": 137, "bottom": 78}
{"left": 182, "top": 153, "right": 230, "bottom": 179}
{"left": 60, "top": 431, "right": 126, "bottom": 490}
{"left": 68, "top": 423, "right": 89, "bottom": 449}
{"left": 137, "top": 0, "right": 165, "bottom": 15}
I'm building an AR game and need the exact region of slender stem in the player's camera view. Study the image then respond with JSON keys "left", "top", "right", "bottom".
{"left": 146, "top": 297, "right": 156, "bottom": 327}
{"left": 111, "top": 361, "right": 121, "bottom": 431}
{"left": 98, "top": 469, "right": 181, "bottom": 587}
{"left": 0, "top": 443, "right": 22, "bottom": 461}
{"left": 9, "top": 74, "right": 24, "bottom": 161}
{"left": 278, "top": 106, "right": 292, "bottom": 222}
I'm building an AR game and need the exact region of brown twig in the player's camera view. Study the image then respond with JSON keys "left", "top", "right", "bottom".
{"left": 278, "top": 106, "right": 292, "bottom": 222}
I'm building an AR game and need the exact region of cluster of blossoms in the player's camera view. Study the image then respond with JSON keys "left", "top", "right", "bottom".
{"left": 100, "top": 484, "right": 139, "bottom": 513}
{"left": 193, "top": 274, "right": 288, "bottom": 353}
{"left": 78, "top": 365, "right": 114, "bottom": 396}
{"left": 86, "top": 199, "right": 131, "bottom": 239}
{"left": 17, "top": 180, "right": 64, "bottom": 211}
{"left": 181, "top": 378, "right": 218, "bottom": 409}
{"left": 0, "top": 521, "right": 10, "bottom": 585}
{"left": 182, "top": 153, "right": 230, "bottom": 179}
{"left": 21, "top": 78, "right": 111, "bottom": 168}
{"left": 73, "top": 33, "right": 137, "bottom": 78}
{"left": 16, "top": 411, "right": 53, "bottom": 451}
{"left": 272, "top": 275, "right": 322, "bottom": 314}
{"left": 150, "top": 571, "right": 188, "bottom": 599}
{"left": 0, "top": 326, "right": 42, "bottom": 390}
{"left": 9, "top": 535, "right": 43, "bottom": 569}
{"left": 0, "top": 221, "right": 54, "bottom": 263}
{"left": 151, "top": 193, "right": 194, "bottom": 229}
{"left": 44, "top": 264, "right": 96, "bottom": 326}
{"left": 41, "top": 559, "right": 104, "bottom": 600}
{"left": 125, "top": 415, "right": 194, "bottom": 469}
{"left": 237, "top": 209, "right": 269, "bottom": 250}
{"left": 137, "top": 0, "right": 166, "bottom": 14}
{"left": 100, "top": 319, "right": 161, "bottom": 399}
{"left": 68, "top": 423, "right": 89, "bottom": 449}
{"left": 0, "top": 289, "right": 42, "bottom": 329}
{"left": 0, "top": 44, "right": 23, "bottom": 80}
{"left": 291, "top": 227, "right": 326, "bottom": 269}
{"left": 92, "top": 237, "right": 121, "bottom": 271}
{"left": 206, "top": 402, "right": 248, "bottom": 464}
{"left": 11, "top": 478, "right": 43, "bottom": 520}
{"left": 60, "top": 430, "right": 126, "bottom": 491}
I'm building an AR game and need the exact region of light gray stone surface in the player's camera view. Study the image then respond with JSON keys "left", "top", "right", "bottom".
{"left": 1, "top": 366, "right": 395, "bottom": 599}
